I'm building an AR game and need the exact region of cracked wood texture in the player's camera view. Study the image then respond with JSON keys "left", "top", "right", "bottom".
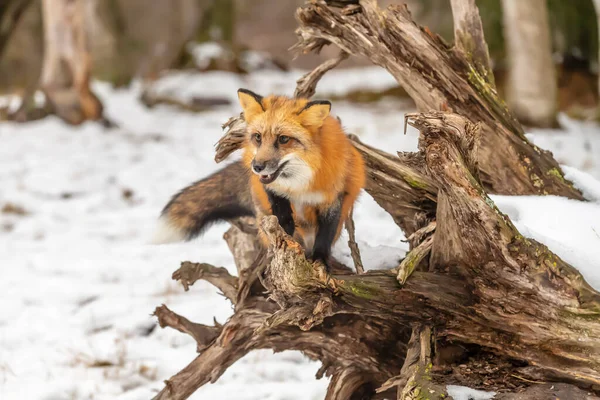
{"left": 293, "top": 0, "right": 582, "bottom": 199}
{"left": 152, "top": 113, "right": 600, "bottom": 400}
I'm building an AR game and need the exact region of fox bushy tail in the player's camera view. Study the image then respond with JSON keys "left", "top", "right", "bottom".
{"left": 151, "top": 161, "right": 254, "bottom": 243}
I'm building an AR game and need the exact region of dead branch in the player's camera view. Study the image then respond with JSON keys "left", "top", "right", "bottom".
{"left": 171, "top": 262, "right": 238, "bottom": 302}
{"left": 153, "top": 304, "right": 221, "bottom": 352}
{"left": 324, "top": 368, "right": 374, "bottom": 400}
{"left": 294, "top": 50, "right": 349, "bottom": 98}
{"left": 378, "top": 325, "right": 447, "bottom": 400}
{"left": 396, "top": 234, "right": 433, "bottom": 284}
{"left": 345, "top": 208, "right": 364, "bottom": 274}
{"left": 151, "top": 310, "right": 266, "bottom": 400}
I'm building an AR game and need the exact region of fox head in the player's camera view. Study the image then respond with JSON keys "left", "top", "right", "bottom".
{"left": 237, "top": 88, "right": 332, "bottom": 191}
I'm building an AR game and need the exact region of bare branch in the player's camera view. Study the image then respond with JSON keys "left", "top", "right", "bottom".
{"left": 294, "top": 50, "right": 349, "bottom": 98}
{"left": 152, "top": 311, "right": 262, "bottom": 400}
{"left": 397, "top": 234, "right": 433, "bottom": 284}
{"left": 379, "top": 325, "right": 447, "bottom": 399}
{"left": 345, "top": 208, "right": 364, "bottom": 274}
{"left": 215, "top": 115, "right": 246, "bottom": 163}
{"left": 172, "top": 262, "right": 238, "bottom": 302}
{"left": 153, "top": 304, "right": 222, "bottom": 352}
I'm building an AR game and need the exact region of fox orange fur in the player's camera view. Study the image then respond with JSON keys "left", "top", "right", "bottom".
{"left": 152, "top": 89, "right": 365, "bottom": 269}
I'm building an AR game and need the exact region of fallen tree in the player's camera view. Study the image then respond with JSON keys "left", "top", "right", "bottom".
{"left": 150, "top": 1, "right": 598, "bottom": 399}
{"left": 152, "top": 112, "right": 600, "bottom": 400}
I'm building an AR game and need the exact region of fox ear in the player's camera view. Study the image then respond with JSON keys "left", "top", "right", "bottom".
{"left": 238, "top": 89, "right": 265, "bottom": 121}
{"left": 298, "top": 100, "right": 331, "bottom": 127}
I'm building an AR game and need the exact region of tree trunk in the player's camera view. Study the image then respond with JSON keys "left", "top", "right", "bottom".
{"left": 40, "top": 0, "right": 103, "bottom": 124}
{"left": 501, "top": 0, "right": 558, "bottom": 128}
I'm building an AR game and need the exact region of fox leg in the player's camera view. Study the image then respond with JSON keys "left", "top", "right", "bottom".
{"left": 266, "top": 190, "right": 295, "bottom": 236}
{"left": 251, "top": 185, "right": 295, "bottom": 250}
{"left": 311, "top": 197, "right": 343, "bottom": 270}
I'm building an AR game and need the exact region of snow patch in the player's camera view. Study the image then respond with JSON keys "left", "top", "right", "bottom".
{"left": 562, "top": 165, "right": 600, "bottom": 202}
{"left": 447, "top": 385, "right": 496, "bottom": 400}
{"left": 491, "top": 194, "right": 600, "bottom": 290}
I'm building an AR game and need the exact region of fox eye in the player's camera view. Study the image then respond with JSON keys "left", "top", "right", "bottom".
{"left": 253, "top": 133, "right": 262, "bottom": 143}
{"left": 278, "top": 135, "right": 290, "bottom": 144}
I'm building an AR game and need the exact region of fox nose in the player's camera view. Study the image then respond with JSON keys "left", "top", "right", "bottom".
{"left": 252, "top": 161, "right": 266, "bottom": 173}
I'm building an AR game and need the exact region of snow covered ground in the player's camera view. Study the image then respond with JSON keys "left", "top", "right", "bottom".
{"left": 1, "top": 68, "right": 599, "bottom": 400}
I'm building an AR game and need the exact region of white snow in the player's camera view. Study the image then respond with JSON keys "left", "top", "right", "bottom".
{"left": 562, "top": 165, "right": 600, "bottom": 202}
{"left": 526, "top": 113, "right": 600, "bottom": 179}
{"left": 446, "top": 385, "right": 496, "bottom": 400}
{"left": 492, "top": 194, "right": 600, "bottom": 290}
{"left": 1, "top": 68, "right": 600, "bottom": 399}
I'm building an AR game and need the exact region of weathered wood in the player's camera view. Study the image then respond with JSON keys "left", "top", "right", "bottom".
{"left": 293, "top": 0, "right": 582, "bottom": 199}
{"left": 212, "top": 113, "right": 600, "bottom": 391}
{"left": 171, "top": 261, "right": 238, "bottom": 301}
{"left": 450, "top": 0, "right": 495, "bottom": 88}
{"left": 153, "top": 304, "right": 221, "bottom": 352}
{"left": 294, "top": 50, "right": 348, "bottom": 98}
{"left": 157, "top": 113, "right": 600, "bottom": 399}
{"left": 324, "top": 368, "right": 374, "bottom": 400}
{"left": 345, "top": 208, "right": 364, "bottom": 274}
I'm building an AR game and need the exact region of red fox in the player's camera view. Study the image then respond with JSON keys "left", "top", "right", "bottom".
{"left": 152, "top": 89, "right": 365, "bottom": 269}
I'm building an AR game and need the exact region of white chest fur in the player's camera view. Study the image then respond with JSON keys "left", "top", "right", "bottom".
{"left": 291, "top": 191, "right": 325, "bottom": 221}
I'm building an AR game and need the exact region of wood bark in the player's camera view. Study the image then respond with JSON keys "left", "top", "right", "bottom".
{"left": 40, "top": 0, "right": 104, "bottom": 124}
{"left": 449, "top": 0, "right": 495, "bottom": 89}
{"left": 153, "top": 112, "right": 600, "bottom": 400}
{"left": 501, "top": 0, "right": 558, "bottom": 128}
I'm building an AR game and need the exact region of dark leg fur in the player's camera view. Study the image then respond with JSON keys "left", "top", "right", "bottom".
{"left": 266, "top": 190, "right": 295, "bottom": 236}
{"left": 311, "top": 199, "right": 343, "bottom": 271}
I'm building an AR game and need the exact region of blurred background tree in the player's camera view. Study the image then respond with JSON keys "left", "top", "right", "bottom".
{"left": 1, "top": 0, "right": 599, "bottom": 124}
